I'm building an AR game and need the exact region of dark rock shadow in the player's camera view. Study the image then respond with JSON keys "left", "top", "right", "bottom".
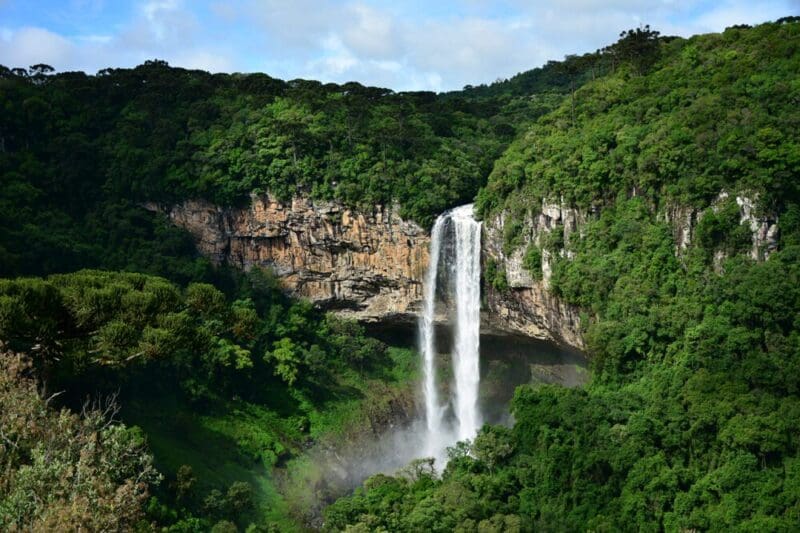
{"left": 364, "top": 321, "right": 588, "bottom": 425}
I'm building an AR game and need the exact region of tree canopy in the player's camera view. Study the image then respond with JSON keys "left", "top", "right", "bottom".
{"left": 1, "top": 17, "right": 799, "bottom": 531}
{"left": 329, "top": 19, "right": 800, "bottom": 531}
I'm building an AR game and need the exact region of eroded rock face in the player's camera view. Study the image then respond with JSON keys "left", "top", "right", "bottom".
{"left": 661, "top": 192, "right": 779, "bottom": 260}
{"left": 156, "top": 191, "right": 777, "bottom": 352}
{"left": 152, "top": 194, "right": 587, "bottom": 348}
{"left": 148, "top": 194, "right": 430, "bottom": 322}
{"left": 484, "top": 191, "right": 780, "bottom": 351}
{"left": 734, "top": 194, "right": 779, "bottom": 261}
{"left": 483, "top": 202, "right": 586, "bottom": 350}
{"left": 662, "top": 203, "right": 699, "bottom": 252}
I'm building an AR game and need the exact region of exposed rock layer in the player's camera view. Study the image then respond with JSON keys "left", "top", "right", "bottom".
{"left": 482, "top": 202, "right": 587, "bottom": 350}
{"left": 152, "top": 192, "right": 775, "bottom": 352}
{"left": 662, "top": 192, "right": 779, "bottom": 260}
{"left": 148, "top": 195, "right": 429, "bottom": 322}
{"left": 152, "top": 195, "right": 591, "bottom": 349}
{"left": 483, "top": 192, "right": 779, "bottom": 351}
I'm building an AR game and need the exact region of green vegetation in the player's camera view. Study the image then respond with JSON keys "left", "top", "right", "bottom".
{"left": 0, "top": 348, "right": 160, "bottom": 531}
{"left": 0, "top": 36, "right": 573, "bottom": 531}
{"left": 502, "top": 217, "right": 525, "bottom": 254}
{"left": 454, "top": 25, "right": 665, "bottom": 99}
{"left": 0, "top": 56, "right": 561, "bottom": 265}
{"left": 0, "top": 270, "right": 416, "bottom": 529}
{"left": 483, "top": 257, "right": 509, "bottom": 293}
{"left": 2, "top": 16, "right": 800, "bottom": 532}
{"left": 329, "top": 19, "right": 800, "bottom": 531}
{"left": 694, "top": 197, "right": 753, "bottom": 258}
{"left": 329, "top": 215, "right": 800, "bottom": 530}
{"left": 522, "top": 243, "right": 542, "bottom": 279}
{"left": 476, "top": 21, "right": 799, "bottom": 216}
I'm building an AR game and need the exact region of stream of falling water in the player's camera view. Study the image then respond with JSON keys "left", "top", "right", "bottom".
{"left": 419, "top": 214, "right": 446, "bottom": 458}
{"left": 450, "top": 204, "right": 482, "bottom": 442}
{"left": 418, "top": 203, "right": 482, "bottom": 464}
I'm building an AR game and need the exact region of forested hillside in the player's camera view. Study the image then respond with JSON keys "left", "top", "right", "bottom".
{"left": 0, "top": 26, "right": 553, "bottom": 530}
{"left": 0, "top": 269, "right": 418, "bottom": 530}
{"left": 1, "top": 16, "right": 799, "bottom": 532}
{"left": 0, "top": 52, "right": 560, "bottom": 530}
{"left": 328, "top": 19, "right": 800, "bottom": 531}
{"left": 0, "top": 56, "right": 556, "bottom": 282}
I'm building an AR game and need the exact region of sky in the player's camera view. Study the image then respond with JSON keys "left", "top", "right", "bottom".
{"left": 0, "top": 1, "right": 797, "bottom": 91}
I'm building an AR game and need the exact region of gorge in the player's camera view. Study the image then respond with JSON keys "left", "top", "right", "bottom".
{"left": 148, "top": 194, "right": 587, "bottom": 349}
{"left": 2, "top": 17, "right": 798, "bottom": 532}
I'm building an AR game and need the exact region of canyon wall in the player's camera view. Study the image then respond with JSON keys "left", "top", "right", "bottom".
{"left": 482, "top": 201, "right": 587, "bottom": 350}
{"left": 148, "top": 194, "right": 429, "bottom": 322}
{"left": 152, "top": 195, "right": 590, "bottom": 349}
{"left": 151, "top": 191, "right": 776, "bottom": 352}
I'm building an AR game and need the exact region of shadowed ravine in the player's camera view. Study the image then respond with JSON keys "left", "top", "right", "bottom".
{"left": 292, "top": 321, "right": 588, "bottom": 528}
{"left": 293, "top": 206, "right": 589, "bottom": 526}
{"left": 369, "top": 322, "right": 589, "bottom": 420}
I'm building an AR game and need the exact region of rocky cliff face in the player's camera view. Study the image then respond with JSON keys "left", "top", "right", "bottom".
{"left": 152, "top": 195, "right": 590, "bottom": 348}
{"left": 662, "top": 192, "right": 779, "bottom": 260}
{"left": 483, "top": 191, "right": 779, "bottom": 351}
{"left": 155, "top": 190, "right": 777, "bottom": 352}
{"left": 482, "top": 201, "right": 587, "bottom": 350}
{"left": 148, "top": 195, "right": 430, "bottom": 322}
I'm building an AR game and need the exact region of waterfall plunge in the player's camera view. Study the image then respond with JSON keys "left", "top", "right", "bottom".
{"left": 418, "top": 204, "right": 482, "bottom": 463}
{"left": 450, "top": 205, "right": 483, "bottom": 442}
{"left": 419, "top": 215, "right": 446, "bottom": 457}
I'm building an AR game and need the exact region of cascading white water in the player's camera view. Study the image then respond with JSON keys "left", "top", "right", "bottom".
{"left": 418, "top": 203, "right": 482, "bottom": 462}
{"left": 419, "top": 215, "right": 446, "bottom": 457}
{"left": 450, "top": 204, "right": 482, "bottom": 442}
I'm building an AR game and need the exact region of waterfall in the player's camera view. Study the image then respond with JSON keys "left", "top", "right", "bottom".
{"left": 419, "top": 215, "right": 446, "bottom": 457}
{"left": 450, "top": 205, "right": 482, "bottom": 442}
{"left": 418, "top": 203, "right": 482, "bottom": 462}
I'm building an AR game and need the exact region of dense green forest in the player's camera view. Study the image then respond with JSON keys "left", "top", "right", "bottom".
{"left": 0, "top": 23, "right": 555, "bottom": 529}
{"left": 0, "top": 30, "right": 573, "bottom": 530}
{"left": 0, "top": 269, "right": 417, "bottom": 530}
{"left": 0, "top": 53, "right": 556, "bottom": 281}
{"left": 328, "top": 19, "right": 800, "bottom": 531}
{"left": 2, "top": 16, "right": 799, "bottom": 532}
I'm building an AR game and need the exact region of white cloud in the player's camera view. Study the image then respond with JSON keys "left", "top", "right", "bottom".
{"left": 372, "top": 59, "right": 402, "bottom": 72}
{"left": 692, "top": 1, "right": 793, "bottom": 32}
{"left": 1, "top": 0, "right": 795, "bottom": 89}
{"left": 76, "top": 34, "right": 113, "bottom": 43}
{"left": 126, "top": 0, "right": 198, "bottom": 46}
{"left": 402, "top": 17, "right": 543, "bottom": 86}
{"left": 245, "top": 0, "right": 342, "bottom": 50}
{"left": 309, "top": 34, "right": 359, "bottom": 76}
{"left": 341, "top": 3, "right": 398, "bottom": 58}
{"left": 142, "top": 0, "right": 181, "bottom": 22}
{"left": 174, "top": 50, "right": 234, "bottom": 72}
{"left": 241, "top": 0, "right": 674, "bottom": 89}
{"left": 0, "top": 0, "right": 238, "bottom": 74}
{"left": 0, "top": 27, "right": 75, "bottom": 68}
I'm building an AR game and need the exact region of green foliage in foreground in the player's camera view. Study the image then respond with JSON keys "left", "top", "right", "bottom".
{"left": 0, "top": 269, "right": 409, "bottom": 530}
{"left": 0, "top": 348, "right": 159, "bottom": 531}
{"left": 0, "top": 269, "right": 390, "bottom": 397}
